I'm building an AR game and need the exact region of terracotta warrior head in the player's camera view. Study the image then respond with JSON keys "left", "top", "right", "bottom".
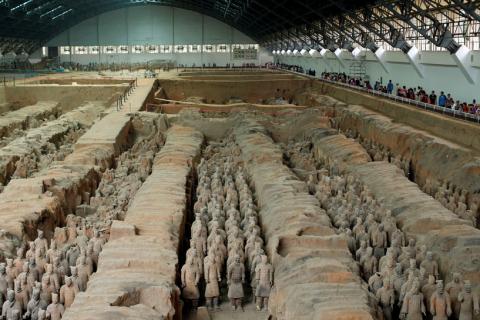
{"left": 436, "top": 281, "right": 444, "bottom": 294}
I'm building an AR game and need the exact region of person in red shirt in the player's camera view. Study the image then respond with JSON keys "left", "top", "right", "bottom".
{"left": 421, "top": 93, "right": 429, "bottom": 103}
{"left": 429, "top": 91, "right": 437, "bottom": 105}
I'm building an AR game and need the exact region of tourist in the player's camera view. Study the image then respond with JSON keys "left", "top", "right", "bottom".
{"left": 387, "top": 80, "right": 394, "bottom": 94}
{"left": 429, "top": 91, "right": 437, "bottom": 105}
{"left": 446, "top": 94, "right": 454, "bottom": 109}
{"left": 421, "top": 92, "right": 430, "bottom": 104}
{"left": 282, "top": 64, "right": 477, "bottom": 117}
{"left": 453, "top": 100, "right": 460, "bottom": 110}
{"left": 407, "top": 88, "right": 415, "bottom": 100}
{"left": 396, "top": 83, "right": 401, "bottom": 96}
{"left": 471, "top": 100, "right": 478, "bottom": 114}
{"left": 438, "top": 91, "right": 447, "bottom": 107}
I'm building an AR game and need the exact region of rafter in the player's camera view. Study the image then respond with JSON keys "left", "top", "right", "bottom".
{"left": 0, "top": 0, "right": 479, "bottom": 55}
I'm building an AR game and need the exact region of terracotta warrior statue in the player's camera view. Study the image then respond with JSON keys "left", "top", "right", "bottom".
{"left": 420, "top": 251, "right": 439, "bottom": 280}
{"left": 14, "top": 279, "right": 28, "bottom": 314}
{"left": 254, "top": 255, "right": 273, "bottom": 312}
{"left": 362, "top": 247, "right": 378, "bottom": 280}
{"left": 45, "top": 294, "right": 65, "bottom": 320}
{"left": 400, "top": 282, "right": 426, "bottom": 320}
{"left": 76, "top": 256, "right": 90, "bottom": 292}
{"left": 227, "top": 255, "right": 245, "bottom": 311}
{"left": 376, "top": 278, "right": 395, "bottom": 320}
{"left": 0, "top": 264, "right": 8, "bottom": 306}
{"left": 9, "top": 310, "right": 20, "bottom": 320}
{"left": 446, "top": 272, "right": 464, "bottom": 318}
{"left": 368, "top": 272, "right": 383, "bottom": 295}
{"left": 430, "top": 281, "right": 452, "bottom": 320}
{"left": 180, "top": 256, "right": 200, "bottom": 310}
{"left": 422, "top": 275, "right": 437, "bottom": 314}
{"left": 204, "top": 254, "right": 221, "bottom": 311}
{"left": 23, "top": 288, "right": 41, "bottom": 320}
{"left": 5, "top": 260, "right": 16, "bottom": 290}
{"left": 34, "top": 231, "right": 48, "bottom": 260}
{"left": 42, "top": 264, "right": 60, "bottom": 293}
{"left": 458, "top": 280, "right": 480, "bottom": 320}
{"left": 1, "top": 290, "right": 22, "bottom": 320}
{"left": 59, "top": 277, "right": 79, "bottom": 308}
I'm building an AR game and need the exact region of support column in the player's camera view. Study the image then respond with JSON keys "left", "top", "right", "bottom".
{"left": 319, "top": 48, "right": 332, "bottom": 69}
{"left": 451, "top": 45, "right": 476, "bottom": 84}
{"left": 333, "top": 48, "right": 346, "bottom": 68}
{"left": 373, "top": 47, "right": 389, "bottom": 73}
{"left": 405, "top": 46, "right": 424, "bottom": 78}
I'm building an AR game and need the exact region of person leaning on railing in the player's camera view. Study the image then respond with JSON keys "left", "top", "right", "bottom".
{"left": 445, "top": 94, "right": 454, "bottom": 109}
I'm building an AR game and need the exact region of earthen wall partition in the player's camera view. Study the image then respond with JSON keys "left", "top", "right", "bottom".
{"left": 312, "top": 131, "right": 480, "bottom": 285}
{"left": 63, "top": 125, "right": 204, "bottom": 320}
{"left": 234, "top": 117, "right": 377, "bottom": 320}
{"left": 337, "top": 105, "right": 480, "bottom": 200}
{"left": 0, "top": 80, "right": 157, "bottom": 258}
{"left": 27, "top": 79, "right": 133, "bottom": 85}
{"left": 1, "top": 85, "right": 126, "bottom": 112}
{"left": 178, "top": 74, "right": 304, "bottom": 81}
{"left": 159, "top": 78, "right": 311, "bottom": 103}
{"left": 156, "top": 102, "right": 307, "bottom": 114}
{"left": 312, "top": 81, "right": 480, "bottom": 153}
{"left": 177, "top": 70, "right": 286, "bottom": 77}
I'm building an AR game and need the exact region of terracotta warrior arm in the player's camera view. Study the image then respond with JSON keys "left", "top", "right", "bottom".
{"left": 420, "top": 294, "right": 426, "bottom": 315}
{"left": 195, "top": 269, "right": 200, "bottom": 285}
{"left": 227, "top": 267, "right": 232, "bottom": 284}
{"left": 255, "top": 265, "right": 260, "bottom": 281}
{"left": 400, "top": 295, "right": 409, "bottom": 316}
{"left": 204, "top": 265, "right": 210, "bottom": 283}
{"left": 180, "top": 267, "right": 186, "bottom": 287}
{"left": 430, "top": 295, "right": 436, "bottom": 315}
{"left": 474, "top": 293, "right": 480, "bottom": 314}
{"left": 446, "top": 293, "right": 452, "bottom": 316}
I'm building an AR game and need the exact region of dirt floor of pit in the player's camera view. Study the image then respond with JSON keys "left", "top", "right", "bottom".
{"left": 184, "top": 303, "right": 266, "bottom": 320}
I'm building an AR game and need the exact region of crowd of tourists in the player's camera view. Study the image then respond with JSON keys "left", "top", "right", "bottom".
{"left": 321, "top": 72, "right": 480, "bottom": 115}
{"left": 274, "top": 63, "right": 479, "bottom": 116}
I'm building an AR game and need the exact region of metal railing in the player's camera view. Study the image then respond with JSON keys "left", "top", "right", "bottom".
{"left": 2, "top": 76, "right": 15, "bottom": 86}
{"left": 277, "top": 67, "right": 480, "bottom": 124}
{"left": 116, "top": 78, "right": 138, "bottom": 111}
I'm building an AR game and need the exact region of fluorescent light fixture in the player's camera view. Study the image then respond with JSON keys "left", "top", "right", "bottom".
{"left": 11, "top": 0, "right": 33, "bottom": 12}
